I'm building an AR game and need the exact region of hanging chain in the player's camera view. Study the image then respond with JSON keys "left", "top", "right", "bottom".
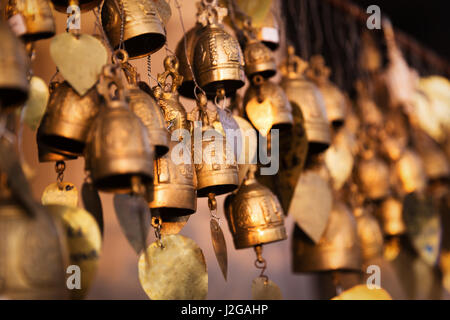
{"left": 55, "top": 161, "right": 66, "bottom": 190}
{"left": 151, "top": 216, "right": 164, "bottom": 248}
{"left": 254, "top": 245, "right": 268, "bottom": 285}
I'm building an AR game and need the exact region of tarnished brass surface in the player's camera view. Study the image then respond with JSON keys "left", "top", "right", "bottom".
{"left": 377, "top": 196, "right": 406, "bottom": 237}
{"left": 128, "top": 85, "right": 170, "bottom": 157}
{"left": 244, "top": 78, "right": 293, "bottom": 137}
{"left": 160, "top": 214, "right": 189, "bottom": 235}
{"left": 292, "top": 201, "right": 362, "bottom": 273}
{"left": 101, "top": 0, "right": 166, "bottom": 58}
{"left": 22, "top": 76, "right": 49, "bottom": 131}
{"left": 307, "top": 55, "right": 346, "bottom": 127}
{"left": 193, "top": 0, "right": 245, "bottom": 96}
{"left": 51, "top": 0, "right": 101, "bottom": 13}
{"left": 288, "top": 169, "right": 332, "bottom": 244}
{"left": 280, "top": 46, "right": 330, "bottom": 154}
{"left": 251, "top": 277, "right": 282, "bottom": 300}
{"left": 138, "top": 234, "right": 208, "bottom": 300}
{"left": 36, "top": 126, "right": 78, "bottom": 163}
{"left": 5, "top": 0, "right": 55, "bottom": 41}
{"left": 224, "top": 170, "right": 286, "bottom": 249}
{"left": 357, "top": 155, "right": 390, "bottom": 200}
{"left": 149, "top": 140, "right": 196, "bottom": 216}
{"left": 38, "top": 82, "right": 100, "bottom": 156}
{"left": 50, "top": 33, "right": 107, "bottom": 96}
{"left": 332, "top": 284, "right": 392, "bottom": 300}
{"left": 41, "top": 182, "right": 78, "bottom": 208}
{"left": 243, "top": 38, "right": 276, "bottom": 79}
{"left": 0, "top": 21, "right": 29, "bottom": 110}
{"left": 46, "top": 204, "right": 101, "bottom": 299}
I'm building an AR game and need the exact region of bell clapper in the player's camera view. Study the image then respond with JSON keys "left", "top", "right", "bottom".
{"left": 254, "top": 244, "right": 269, "bottom": 286}
{"left": 151, "top": 215, "right": 164, "bottom": 249}
{"left": 55, "top": 160, "right": 66, "bottom": 191}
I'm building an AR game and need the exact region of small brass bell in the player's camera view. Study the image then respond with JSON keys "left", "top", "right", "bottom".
{"left": 193, "top": 0, "right": 245, "bottom": 97}
{"left": 244, "top": 76, "right": 293, "bottom": 137}
{"left": 292, "top": 201, "right": 362, "bottom": 273}
{"left": 51, "top": 0, "right": 101, "bottom": 12}
{"left": 394, "top": 148, "right": 427, "bottom": 195}
{"left": 356, "top": 152, "right": 390, "bottom": 201}
{"left": 148, "top": 141, "right": 196, "bottom": 217}
{"left": 85, "top": 66, "right": 153, "bottom": 193}
{"left": 224, "top": 167, "right": 287, "bottom": 249}
{"left": 175, "top": 24, "right": 202, "bottom": 99}
{"left": 5, "top": 0, "right": 55, "bottom": 41}
{"left": 153, "top": 56, "right": 190, "bottom": 140}
{"left": 38, "top": 81, "right": 100, "bottom": 157}
{"left": 280, "top": 46, "right": 330, "bottom": 154}
{"left": 0, "top": 21, "right": 29, "bottom": 110}
{"left": 377, "top": 196, "right": 406, "bottom": 237}
{"left": 101, "top": 0, "right": 166, "bottom": 59}
{"left": 306, "top": 55, "right": 347, "bottom": 127}
{"left": 193, "top": 94, "right": 238, "bottom": 197}
{"left": 354, "top": 207, "right": 384, "bottom": 263}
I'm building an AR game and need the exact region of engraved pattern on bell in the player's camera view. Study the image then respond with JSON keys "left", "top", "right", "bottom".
{"left": 101, "top": 0, "right": 166, "bottom": 59}
{"left": 243, "top": 39, "right": 276, "bottom": 79}
{"left": 224, "top": 174, "right": 286, "bottom": 249}
{"left": 5, "top": 0, "right": 55, "bottom": 41}
{"left": 0, "top": 21, "right": 29, "bottom": 110}
{"left": 38, "top": 81, "right": 100, "bottom": 156}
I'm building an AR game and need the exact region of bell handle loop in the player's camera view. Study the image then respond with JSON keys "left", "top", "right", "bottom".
{"left": 157, "top": 56, "right": 183, "bottom": 94}
{"left": 208, "top": 192, "right": 220, "bottom": 220}
{"left": 97, "top": 64, "right": 128, "bottom": 105}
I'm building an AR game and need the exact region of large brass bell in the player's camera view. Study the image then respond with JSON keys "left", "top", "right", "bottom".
{"left": 194, "top": 94, "right": 238, "bottom": 197}
{"left": 224, "top": 167, "right": 287, "bottom": 249}
{"left": 175, "top": 24, "right": 202, "bottom": 99}
{"left": 85, "top": 66, "right": 153, "bottom": 193}
{"left": 354, "top": 207, "right": 384, "bottom": 263}
{"left": 101, "top": 0, "right": 166, "bottom": 59}
{"left": 51, "top": 0, "right": 101, "bottom": 12}
{"left": 244, "top": 76, "right": 293, "bottom": 137}
{"left": 0, "top": 21, "right": 29, "bottom": 110}
{"left": 5, "top": 0, "right": 55, "bottom": 41}
{"left": 193, "top": 0, "right": 245, "bottom": 97}
{"left": 38, "top": 81, "right": 100, "bottom": 157}
{"left": 377, "top": 196, "right": 406, "bottom": 237}
{"left": 307, "top": 55, "right": 347, "bottom": 127}
{"left": 153, "top": 56, "right": 190, "bottom": 140}
{"left": 148, "top": 141, "right": 196, "bottom": 217}
{"left": 292, "top": 201, "right": 362, "bottom": 273}
{"left": 280, "top": 46, "right": 330, "bottom": 154}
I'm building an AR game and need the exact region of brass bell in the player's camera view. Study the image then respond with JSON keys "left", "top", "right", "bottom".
{"left": 0, "top": 173, "right": 68, "bottom": 299}
{"left": 194, "top": 94, "right": 238, "bottom": 197}
{"left": 356, "top": 152, "right": 390, "bottom": 201}
{"left": 51, "top": 0, "right": 101, "bottom": 13}
{"left": 306, "top": 55, "right": 347, "bottom": 127}
{"left": 280, "top": 46, "right": 330, "bottom": 154}
{"left": 292, "top": 201, "right": 362, "bottom": 273}
{"left": 224, "top": 167, "right": 287, "bottom": 249}
{"left": 175, "top": 24, "right": 202, "bottom": 99}
{"left": 101, "top": 0, "right": 166, "bottom": 59}
{"left": 5, "top": 0, "right": 55, "bottom": 41}
{"left": 85, "top": 66, "right": 153, "bottom": 193}
{"left": 394, "top": 148, "right": 427, "bottom": 195}
{"left": 148, "top": 141, "right": 196, "bottom": 217}
{"left": 377, "top": 196, "right": 406, "bottom": 237}
{"left": 354, "top": 207, "right": 384, "bottom": 263}
{"left": 38, "top": 81, "right": 100, "bottom": 157}
{"left": 193, "top": 0, "right": 245, "bottom": 97}
{"left": 244, "top": 76, "right": 293, "bottom": 137}
{"left": 0, "top": 21, "right": 29, "bottom": 110}
{"left": 36, "top": 126, "right": 77, "bottom": 162}
{"left": 153, "top": 56, "right": 190, "bottom": 140}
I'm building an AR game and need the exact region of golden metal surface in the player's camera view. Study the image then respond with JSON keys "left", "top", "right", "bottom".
{"left": 224, "top": 169, "right": 286, "bottom": 249}
{"left": 128, "top": 84, "right": 170, "bottom": 157}
{"left": 288, "top": 170, "right": 332, "bottom": 244}
{"left": 243, "top": 38, "right": 276, "bottom": 79}
{"left": 210, "top": 218, "right": 228, "bottom": 281}
{"left": 50, "top": 33, "right": 107, "bottom": 96}
{"left": 5, "top": 0, "right": 55, "bottom": 41}
{"left": 0, "top": 20, "right": 29, "bottom": 110}
{"left": 403, "top": 192, "right": 441, "bottom": 266}
{"left": 377, "top": 196, "right": 406, "bottom": 237}
{"left": 41, "top": 182, "right": 78, "bottom": 208}
{"left": 101, "top": 0, "right": 166, "bottom": 58}
{"left": 292, "top": 201, "right": 362, "bottom": 273}
{"left": 394, "top": 149, "right": 427, "bottom": 195}
{"left": 22, "top": 76, "right": 49, "bottom": 130}
{"left": 357, "top": 155, "right": 390, "bottom": 200}
{"left": 280, "top": 47, "right": 330, "bottom": 154}
{"left": 38, "top": 81, "right": 100, "bottom": 157}
{"left": 355, "top": 208, "right": 384, "bottom": 263}
{"left": 251, "top": 277, "right": 282, "bottom": 300}
{"left": 331, "top": 284, "right": 392, "bottom": 300}
{"left": 138, "top": 234, "right": 208, "bottom": 300}
{"left": 193, "top": 1, "right": 245, "bottom": 96}
{"left": 51, "top": 0, "right": 101, "bottom": 13}
{"left": 324, "top": 129, "right": 354, "bottom": 191}
{"left": 46, "top": 204, "right": 101, "bottom": 299}
{"left": 244, "top": 78, "right": 293, "bottom": 137}
{"left": 149, "top": 140, "right": 196, "bottom": 216}
{"left": 233, "top": 115, "right": 258, "bottom": 186}
{"left": 159, "top": 214, "right": 189, "bottom": 235}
